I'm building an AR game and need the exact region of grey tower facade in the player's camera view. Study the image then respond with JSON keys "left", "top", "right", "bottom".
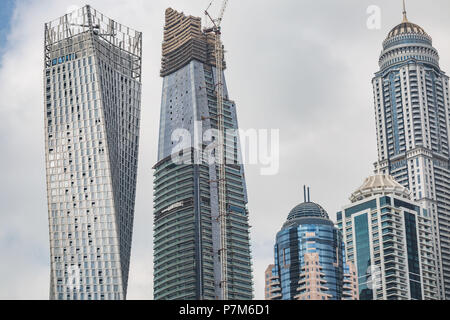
{"left": 153, "top": 8, "right": 253, "bottom": 300}
{"left": 44, "top": 6, "right": 142, "bottom": 300}
{"left": 373, "top": 7, "right": 450, "bottom": 298}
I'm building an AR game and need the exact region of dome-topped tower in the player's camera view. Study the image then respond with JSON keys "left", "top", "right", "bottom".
{"left": 371, "top": 0, "right": 449, "bottom": 299}
{"left": 287, "top": 202, "right": 329, "bottom": 221}
{"left": 282, "top": 187, "right": 334, "bottom": 229}
{"left": 379, "top": 0, "right": 438, "bottom": 70}
{"left": 270, "top": 187, "right": 349, "bottom": 300}
{"left": 386, "top": 1, "right": 428, "bottom": 39}
{"left": 386, "top": 21, "right": 428, "bottom": 39}
{"left": 350, "top": 174, "right": 411, "bottom": 203}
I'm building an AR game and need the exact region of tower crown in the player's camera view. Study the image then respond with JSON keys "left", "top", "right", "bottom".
{"left": 282, "top": 201, "right": 334, "bottom": 230}
{"left": 350, "top": 174, "right": 411, "bottom": 203}
{"left": 386, "top": 1, "right": 428, "bottom": 40}
{"left": 386, "top": 21, "right": 427, "bottom": 39}
{"left": 287, "top": 202, "right": 329, "bottom": 221}
{"left": 379, "top": 1, "right": 437, "bottom": 70}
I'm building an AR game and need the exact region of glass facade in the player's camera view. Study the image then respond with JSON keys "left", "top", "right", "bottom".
{"left": 339, "top": 176, "right": 438, "bottom": 300}
{"left": 273, "top": 223, "right": 344, "bottom": 300}
{"left": 354, "top": 213, "right": 373, "bottom": 300}
{"left": 404, "top": 212, "right": 422, "bottom": 300}
{"left": 44, "top": 6, "right": 142, "bottom": 300}
{"left": 268, "top": 202, "right": 355, "bottom": 300}
{"left": 153, "top": 8, "right": 253, "bottom": 300}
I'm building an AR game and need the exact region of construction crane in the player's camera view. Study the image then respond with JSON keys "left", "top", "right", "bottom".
{"left": 204, "top": 0, "right": 229, "bottom": 300}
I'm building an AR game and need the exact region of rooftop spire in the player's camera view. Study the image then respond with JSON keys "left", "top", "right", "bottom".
{"left": 402, "top": 0, "right": 408, "bottom": 22}
{"left": 303, "top": 185, "right": 311, "bottom": 202}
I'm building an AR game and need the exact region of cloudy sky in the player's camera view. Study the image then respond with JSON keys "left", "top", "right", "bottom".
{"left": 0, "top": 0, "right": 449, "bottom": 300}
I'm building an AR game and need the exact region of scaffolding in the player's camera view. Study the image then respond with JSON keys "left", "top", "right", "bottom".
{"left": 204, "top": 0, "right": 229, "bottom": 300}
{"left": 44, "top": 5, "right": 142, "bottom": 80}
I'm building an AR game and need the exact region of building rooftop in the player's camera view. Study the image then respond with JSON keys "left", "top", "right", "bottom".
{"left": 387, "top": 21, "right": 427, "bottom": 39}
{"left": 350, "top": 174, "right": 411, "bottom": 202}
{"left": 282, "top": 201, "right": 334, "bottom": 229}
{"left": 287, "top": 202, "right": 329, "bottom": 221}
{"left": 160, "top": 8, "right": 223, "bottom": 76}
{"left": 386, "top": 1, "right": 428, "bottom": 40}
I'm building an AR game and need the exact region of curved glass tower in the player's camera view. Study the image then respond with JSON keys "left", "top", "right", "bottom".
{"left": 372, "top": 4, "right": 450, "bottom": 298}
{"left": 267, "top": 199, "right": 356, "bottom": 300}
{"left": 44, "top": 6, "right": 142, "bottom": 300}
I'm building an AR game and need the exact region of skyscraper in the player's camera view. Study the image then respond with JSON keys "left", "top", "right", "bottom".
{"left": 266, "top": 191, "right": 357, "bottom": 300}
{"left": 153, "top": 8, "right": 253, "bottom": 300}
{"left": 372, "top": 3, "right": 450, "bottom": 298}
{"left": 44, "top": 5, "right": 142, "bottom": 300}
{"left": 338, "top": 174, "right": 438, "bottom": 300}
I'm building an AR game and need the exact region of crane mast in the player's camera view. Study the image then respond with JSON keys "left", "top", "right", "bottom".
{"left": 205, "top": 0, "right": 229, "bottom": 300}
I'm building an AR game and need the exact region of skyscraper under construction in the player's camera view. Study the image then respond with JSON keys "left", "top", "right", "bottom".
{"left": 153, "top": 8, "right": 253, "bottom": 300}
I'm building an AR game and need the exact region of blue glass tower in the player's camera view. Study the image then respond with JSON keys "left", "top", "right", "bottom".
{"left": 268, "top": 193, "right": 356, "bottom": 300}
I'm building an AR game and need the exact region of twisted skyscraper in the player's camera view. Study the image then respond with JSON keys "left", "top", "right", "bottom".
{"left": 373, "top": 3, "right": 450, "bottom": 298}
{"left": 44, "top": 6, "right": 142, "bottom": 300}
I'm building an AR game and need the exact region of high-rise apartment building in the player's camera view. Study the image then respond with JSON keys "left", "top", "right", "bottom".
{"left": 342, "top": 261, "right": 359, "bottom": 300}
{"left": 44, "top": 5, "right": 142, "bottom": 300}
{"left": 153, "top": 8, "right": 253, "bottom": 300}
{"left": 338, "top": 174, "right": 438, "bottom": 300}
{"left": 266, "top": 194, "right": 358, "bottom": 300}
{"left": 264, "top": 264, "right": 279, "bottom": 300}
{"left": 372, "top": 4, "right": 450, "bottom": 298}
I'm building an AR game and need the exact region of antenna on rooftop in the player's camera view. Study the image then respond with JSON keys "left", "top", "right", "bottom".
{"left": 402, "top": 0, "right": 408, "bottom": 22}
{"left": 303, "top": 185, "right": 311, "bottom": 202}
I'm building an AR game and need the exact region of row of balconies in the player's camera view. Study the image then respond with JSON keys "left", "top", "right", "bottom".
{"left": 154, "top": 241, "right": 196, "bottom": 265}
{"left": 154, "top": 207, "right": 196, "bottom": 232}
{"left": 153, "top": 227, "right": 195, "bottom": 251}
{"left": 154, "top": 257, "right": 196, "bottom": 279}
{"left": 153, "top": 212, "right": 195, "bottom": 238}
